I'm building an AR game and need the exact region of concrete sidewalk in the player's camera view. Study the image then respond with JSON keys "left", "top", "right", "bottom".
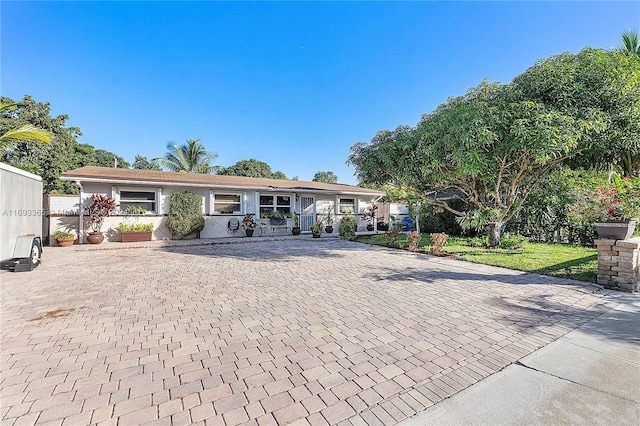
{"left": 399, "top": 292, "right": 640, "bottom": 426}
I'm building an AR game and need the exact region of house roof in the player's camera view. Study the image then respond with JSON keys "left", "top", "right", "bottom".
{"left": 60, "top": 166, "right": 384, "bottom": 196}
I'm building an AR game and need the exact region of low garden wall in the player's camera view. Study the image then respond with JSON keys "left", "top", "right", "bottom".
{"left": 595, "top": 237, "right": 640, "bottom": 292}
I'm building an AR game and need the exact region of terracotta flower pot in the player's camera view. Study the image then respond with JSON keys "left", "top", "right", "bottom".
{"left": 87, "top": 232, "right": 104, "bottom": 244}
{"left": 56, "top": 237, "right": 75, "bottom": 247}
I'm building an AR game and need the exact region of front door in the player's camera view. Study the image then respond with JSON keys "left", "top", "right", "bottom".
{"left": 300, "top": 196, "right": 315, "bottom": 232}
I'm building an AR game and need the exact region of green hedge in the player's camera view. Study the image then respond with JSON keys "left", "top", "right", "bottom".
{"left": 166, "top": 192, "right": 205, "bottom": 239}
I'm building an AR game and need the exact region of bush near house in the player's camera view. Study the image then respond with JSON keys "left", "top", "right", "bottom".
{"left": 166, "top": 192, "right": 205, "bottom": 239}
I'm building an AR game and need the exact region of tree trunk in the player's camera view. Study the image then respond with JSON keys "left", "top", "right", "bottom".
{"left": 486, "top": 222, "right": 504, "bottom": 248}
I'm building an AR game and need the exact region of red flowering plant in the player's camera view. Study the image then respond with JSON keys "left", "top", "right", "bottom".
{"left": 85, "top": 193, "right": 118, "bottom": 232}
{"left": 569, "top": 174, "right": 639, "bottom": 223}
{"left": 359, "top": 203, "right": 378, "bottom": 225}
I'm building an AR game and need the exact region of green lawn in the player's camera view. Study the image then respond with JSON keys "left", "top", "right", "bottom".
{"left": 357, "top": 234, "right": 598, "bottom": 283}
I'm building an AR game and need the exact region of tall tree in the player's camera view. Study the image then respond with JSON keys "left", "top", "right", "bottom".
{"left": 1, "top": 95, "right": 84, "bottom": 193}
{"left": 312, "top": 171, "right": 338, "bottom": 184}
{"left": 133, "top": 154, "right": 161, "bottom": 170}
{"left": 0, "top": 102, "right": 53, "bottom": 149}
{"left": 348, "top": 48, "right": 639, "bottom": 247}
{"left": 218, "top": 158, "right": 287, "bottom": 179}
{"left": 94, "top": 149, "right": 130, "bottom": 169}
{"left": 154, "top": 139, "right": 218, "bottom": 173}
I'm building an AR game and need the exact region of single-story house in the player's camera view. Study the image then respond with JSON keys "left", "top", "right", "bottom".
{"left": 52, "top": 166, "right": 394, "bottom": 243}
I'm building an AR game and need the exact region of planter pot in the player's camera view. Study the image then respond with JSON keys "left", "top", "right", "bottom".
{"left": 270, "top": 218, "right": 287, "bottom": 226}
{"left": 377, "top": 223, "right": 389, "bottom": 231}
{"left": 325, "top": 226, "right": 334, "bottom": 234}
{"left": 87, "top": 232, "right": 104, "bottom": 244}
{"left": 291, "top": 227, "right": 301, "bottom": 235}
{"left": 312, "top": 232, "right": 321, "bottom": 239}
{"left": 366, "top": 224, "right": 375, "bottom": 232}
{"left": 245, "top": 229, "right": 255, "bottom": 237}
{"left": 56, "top": 237, "right": 75, "bottom": 247}
{"left": 121, "top": 231, "right": 152, "bottom": 243}
{"left": 595, "top": 219, "right": 637, "bottom": 240}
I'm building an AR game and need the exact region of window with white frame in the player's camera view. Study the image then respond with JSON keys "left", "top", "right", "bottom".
{"left": 259, "top": 195, "right": 291, "bottom": 218}
{"left": 339, "top": 198, "right": 355, "bottom": 214}
{"left": 213, "top": 193, "right": 242, "bottom": 214}
{"left": 119, "top": 190, "right": 157, "bottom": 213}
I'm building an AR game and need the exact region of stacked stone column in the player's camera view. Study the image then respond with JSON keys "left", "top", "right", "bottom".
{"left": 594, "top": 237, "right": 639, "bottom": 292}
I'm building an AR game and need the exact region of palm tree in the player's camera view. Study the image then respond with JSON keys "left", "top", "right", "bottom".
{"left": 618, "top": 29, "right": 639, "bottom": 56}
{"left": 154, "top": 139, "right": 218, "bottom": 173}
{"left": 0, "top": 102, "right": 53, "bottom": 150}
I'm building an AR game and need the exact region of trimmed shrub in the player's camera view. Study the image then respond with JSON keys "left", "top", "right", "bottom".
{"left": 166, "top": 192, "right": 205, "bottom": 239}
{"left": 339, "top": 216, "right": 357, "bottom": 238}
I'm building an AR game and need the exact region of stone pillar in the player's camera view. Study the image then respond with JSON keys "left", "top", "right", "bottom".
{"left": 594, "top": 237, "right": 640, "bottom": 292}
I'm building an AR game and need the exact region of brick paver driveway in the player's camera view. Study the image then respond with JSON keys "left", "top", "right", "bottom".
{"left": 1, "top": 238, "right": 614, "bottom": 425}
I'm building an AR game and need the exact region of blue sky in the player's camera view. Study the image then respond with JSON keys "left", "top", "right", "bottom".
{"left": 2, "top": 1, "right": 638, "bottom": 185}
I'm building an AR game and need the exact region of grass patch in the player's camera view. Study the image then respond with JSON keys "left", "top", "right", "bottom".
{"left": 357, "top": 234, "right": 598, "bottom": 283}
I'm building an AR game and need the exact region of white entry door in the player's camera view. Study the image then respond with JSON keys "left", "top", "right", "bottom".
{"left": 300, "top": 196, "right": 315, "bottom": 232}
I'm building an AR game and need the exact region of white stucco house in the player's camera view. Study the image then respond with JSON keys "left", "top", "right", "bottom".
{"left": 52, "top": 166, "right": 387, "bottom": 243}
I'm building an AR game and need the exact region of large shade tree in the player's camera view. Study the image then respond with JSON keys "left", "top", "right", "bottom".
{"left": 154, "top": 139, "right": 218, "bottom": 173}
{"left": 1, "top": 95, "right": 128, "bottom": 193}
{"left": 218, "top": 158, "right": 287, "bottom": 179}
{"left": 348, "top": 48, "right": 639, "bottom": 247}
{"left": 312, "top": 171, "right": 339, "bottom": 184}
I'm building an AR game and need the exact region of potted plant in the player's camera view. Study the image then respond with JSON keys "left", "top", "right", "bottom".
{"left": 85, "top": 193, "right": 117, "bottom": 244}
{"left": 117, "top": 222, "right": 154, "bottom": 242}
{"left": 270, "top": 211, "right": 287, "bottom": 226}
{"left": 125, "top": 205, "right": 146, "bottom": 215}
{"left": 376, "top": 215, "right": 389, "bottom": 232}
{"left": 324, "top": 208, "right": 334, "bottom": 233}
{"left": 360, "top": 204, "right": 378, "bottom": 231}
{"left": 570, "top": 174, "right": 639, "bottom": 240}
{"left": 242, "top": 213, "right": 257, "bottom": 237}
{"left": 53, "top": 230, "right": 75, "bottom": 247}
{"left": 310, "top": 221, "right": 324, "bottom": 238}
{"left": 292, "top": 212, "right": 301, "bottom": 235}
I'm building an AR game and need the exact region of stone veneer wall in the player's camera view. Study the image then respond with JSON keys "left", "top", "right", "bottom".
{"left": 594, "top": 237, "right": 640, "bottom": 292}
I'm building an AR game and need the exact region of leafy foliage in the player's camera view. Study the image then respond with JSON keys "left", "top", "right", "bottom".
{"left": 132, "top": 154, "right": 161, "bottom": 170}
{"left": 218, "top": 158, "right": 287, "bottom": 179}
{"left": 242, "top": 214, "right": 257, "bottom": 230}
{"left": 406, "top": 231, "right": 421, "bottom": 251}
{"left": 126, "top": 205, "right": 147, "bottom": 215}
{"left": 418, "top": 200, "right": 465, "bottom": 236}
{"left": 312, "top": 171, "right": 338, "bottom": 184}
{"left": 309, "top": 222, "right": 324, "bottom": 235}
{"left": 498, "top": 234, "right": 527, "bottom": 250}
{"left": 429, "top": 232, "right": 448, "bottom": 253}
{"left": 85, "top": 194, "right": 117, "bottom": 232}
{"left": 1, "top": 95, "right": 129, "bottom": 193}
{"left": 166, "top": 192, "right": 205, "bottom": 238}
{"left": 348, "top": 48, "right": 640, "bottom": 247}
{"left": 117, "top": 223, "right": 153, "bottom": 232}
{"left": 155, "top": 139, "right": 218, "bottom": 174}
{"left": 338, "top": 215, "right": 357, "bottom": 238}
{"left": 0, "top": 101, "right": 53, "bottom": 149}
{"left": 52, "top": 230, "right": 74, "bottom": 239}
{"left": 618, "top": 29, "right": 639, "bottom": 56}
